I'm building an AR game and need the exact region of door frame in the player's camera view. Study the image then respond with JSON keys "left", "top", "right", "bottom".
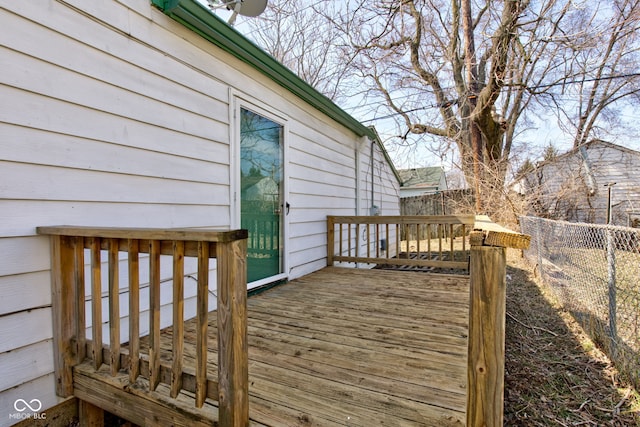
{"left": 230, "top": 90, "right": 289, "bottom": 289}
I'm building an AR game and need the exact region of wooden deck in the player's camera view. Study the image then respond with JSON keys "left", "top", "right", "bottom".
{"left": 42, "top": 218, "right": 532, "bottom": 425}
{"left": 76, "top": 267, "right": 469, "bottom": 426}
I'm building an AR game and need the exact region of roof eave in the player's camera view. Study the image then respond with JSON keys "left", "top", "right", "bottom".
{"left": 151, "top": 0, "right": 375, "bottom": 140}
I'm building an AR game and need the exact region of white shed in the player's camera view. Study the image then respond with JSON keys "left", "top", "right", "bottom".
{"left": 0, "top": 0, "right": 400, "bottom": 421}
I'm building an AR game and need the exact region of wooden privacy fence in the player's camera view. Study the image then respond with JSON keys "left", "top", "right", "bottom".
{"left": 36, "top": 226, "right": 249, "bottom": 426}
{"left": 327, "top": 215, "right": 476, "bottom": 270}
{"left": 327, "top": 215, "right": 531, "bottom": 427}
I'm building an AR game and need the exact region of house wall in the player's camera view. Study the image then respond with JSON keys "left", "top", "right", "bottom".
{"left": 358, "top": 140, "right": 401, "bottom": 217}
{"left": 521, "top": 141, "right": 640, "bottom": 225}
{"left": 0, "top": 0, "right": 399, "bottom": 420}
{"left": 355, "top": 139, "right": 401, "bottom": 263}
{"left": 582, "top": 143, "right": 640, "bottom": 225}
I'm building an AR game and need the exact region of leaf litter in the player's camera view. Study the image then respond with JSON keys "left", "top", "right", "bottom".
{"left": 505, "top": 251, "right": 639, "bottom": 426}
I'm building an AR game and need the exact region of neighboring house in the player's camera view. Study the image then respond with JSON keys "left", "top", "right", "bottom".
{"left": 0, "top": 0, "right": 400, "bottom": 421}
{"left": 398, "top": 166, "right": 448, "bottom": 198}
{"left": 513, "top": 140, "right": 640, "bottom": 226}
{"left": 242, "top": 175, "right": 279, "bottom": 202}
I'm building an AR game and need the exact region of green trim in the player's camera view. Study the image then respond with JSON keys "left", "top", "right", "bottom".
{"left": 151, "top": 0, "right": 375, "bottom": 139}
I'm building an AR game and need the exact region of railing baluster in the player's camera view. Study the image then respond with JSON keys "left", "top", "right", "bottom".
{"left": 405, "top": 224, "right": 410, "bottom": 259}
{"left": 395, "top": 223, "right": 400, "bottom": 258}
{"left": 462, "top": 224, "right": 467, "bottom": 261}
{"left": 90, "top": 238, "right": 103, "bottom": 370}
{"left": 347, "top": 224, "right": 352, "bottom": 258}
{"left": 355, "top": 224, "right": 359, "bottom": 260}
{"left": 149, "top": 240, "right": 161, "bottom": 391}
{"left": 438, "top": 224, "right": 443, "bottom": 261}
{"left": 427, "top": 223, "right": 432, "bottom": 259}
{"left": 195, "top": 241, "right": 209, "bottom": 408}
{"left": 416, "top": 224, "right": 421, "bottom": 259}
{"left": 366, "top": 223, "right": 371, "bottom": 259}
{"left": 128, "top": 239, "right": 140, "bottom": 383}
{"left": 75, "top": 237, "right": 86, "bottom": 363}
{"left": 450, "top": 224, "right": 455, "bottom": 261}
{"left": 108, "top": 238, "right": 120, "bottom": 375}
{"left": 385, "top": 223, "right": 390, "bottom": 259}
{"left": 171, "top": 241, "right": 185, "bottom": 398}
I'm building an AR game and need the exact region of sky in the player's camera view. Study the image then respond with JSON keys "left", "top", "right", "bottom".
{"left": 198, "top": 0, "right": 640, "bottom": 176}
{"left": 198, "top": 1, "right": 454, "bottom": 171}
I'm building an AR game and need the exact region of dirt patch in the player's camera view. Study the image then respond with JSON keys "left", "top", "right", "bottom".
{"left": 505, "top": 250, "right": 640, "bottom": 426}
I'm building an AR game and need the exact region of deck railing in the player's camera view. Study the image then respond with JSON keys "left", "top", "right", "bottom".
{"left": 37, "top": 226, "right": 249, "bottom": 426}
{"left": 467, "top": 216, "right": 530, "bottom": 427}
{"left": 327, "top": 215, "right": 476, "bottom": 271}
{"left": 327, "top": 214, "right": 531, "bottom": 427}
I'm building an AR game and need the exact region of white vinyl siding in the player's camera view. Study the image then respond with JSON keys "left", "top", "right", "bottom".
{"left": 358, "top": 141, "right": 401, "bottom": 216}
{"left": 1, "top": 1, "right": 232, "bottom": 417}
{"left": 0, "top": 0, "right": 400, "bottom": 419}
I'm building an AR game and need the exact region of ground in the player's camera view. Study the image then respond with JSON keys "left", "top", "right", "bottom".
{"left": 505, "top": 250, "right": 640, "bottom": 426}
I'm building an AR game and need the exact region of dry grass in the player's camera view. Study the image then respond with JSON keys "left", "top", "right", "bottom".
{"left": 505, "top": 250, "right": 640, "bottom": 426}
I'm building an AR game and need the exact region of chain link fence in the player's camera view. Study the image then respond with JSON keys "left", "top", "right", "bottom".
{"left": 520, "top": 216, "right": 640, "bottom": 389}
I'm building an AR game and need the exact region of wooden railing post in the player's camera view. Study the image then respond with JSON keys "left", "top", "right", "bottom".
{"left": 217, "top": 238, "right": 249, "bottom": 426}
{"left": 49, "top": 235, "right": 79, "bottom": 397}
{"left": 467, "top": 232, "right": 507, "bottom": 427}
{"left": 467, "top": 217, "right": 531, "bottom": 427}
{"left": 327, "top": 216, "right": 335, "bottom": 266}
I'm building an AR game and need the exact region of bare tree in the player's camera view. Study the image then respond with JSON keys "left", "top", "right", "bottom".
{"left": 326, "top": 0, "right": 596, "bottom": 213}
{"left": 243, "top": 0, "right": 354, "bottom": 104}
{"left": 242, "top": 0, "right": 640, "bottom": 217}
{"left": 547, "top": 0, "right": 640, "bottom": 148}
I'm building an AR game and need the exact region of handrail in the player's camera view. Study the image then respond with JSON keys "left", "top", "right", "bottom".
{"left": 467, "top": 216, "right": 530, "bottom": 427}
{"left": 326, "top": 214, "right": 532, "bottom": 427}
{"left": 327, "top": 215, "right": 476, "bottom": 271}
{"left": 37, "top": 226, "right": 249, "bottom": 426}
{"left": 472, "top": 215, "right": 531, "bottom": 249}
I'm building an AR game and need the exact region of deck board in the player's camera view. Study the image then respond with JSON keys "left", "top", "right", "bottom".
{"left": 125, "top": 267, "right": 469, "bottom": 426}
{"left": 244, "top": 268, "right": 468, "bottom": 426}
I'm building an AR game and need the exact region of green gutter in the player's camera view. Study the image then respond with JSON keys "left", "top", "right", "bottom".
{"left": 151, "top": 0, "right": 375, "bottom": 140}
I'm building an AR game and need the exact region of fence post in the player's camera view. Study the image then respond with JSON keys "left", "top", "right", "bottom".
{"left": 467, "top": 231, "right": 507, "bottom": 427}
{"left": 606, "top": 228, "right": 618, "bottom": 354}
